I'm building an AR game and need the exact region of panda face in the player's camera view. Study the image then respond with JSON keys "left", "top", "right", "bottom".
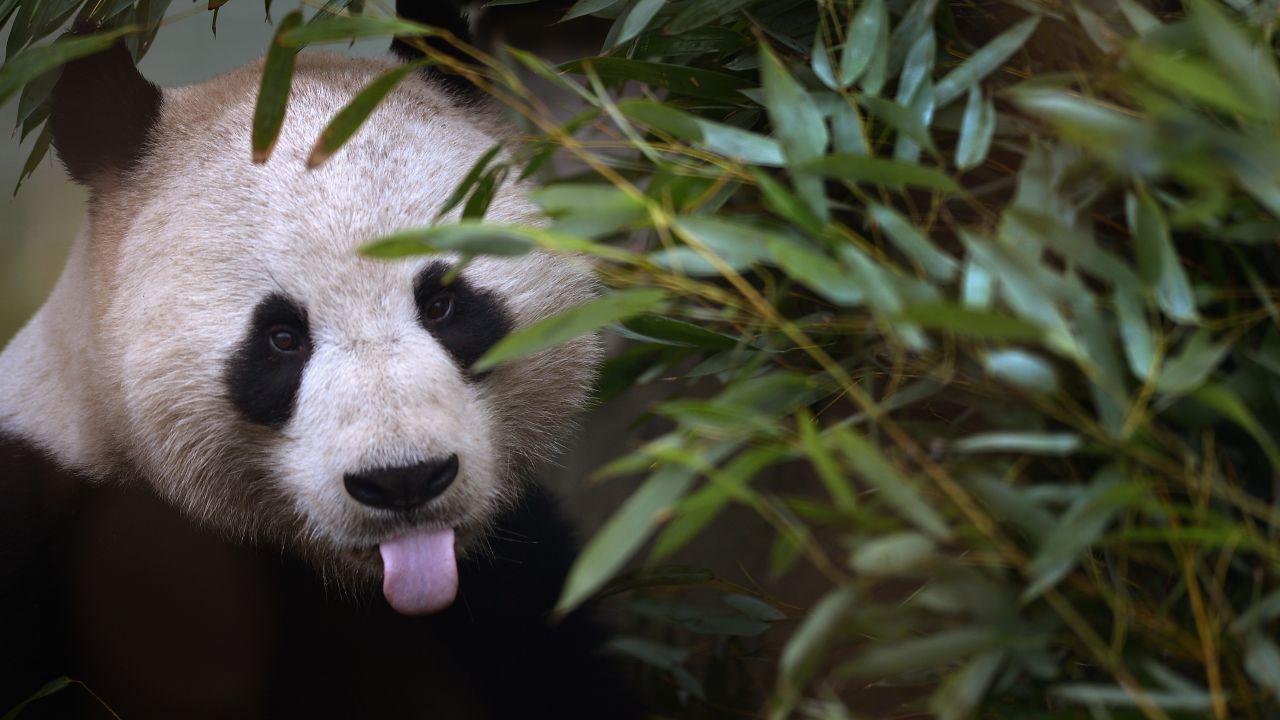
{"left": 26, "top": 53, "right": 599, "bottom": 611}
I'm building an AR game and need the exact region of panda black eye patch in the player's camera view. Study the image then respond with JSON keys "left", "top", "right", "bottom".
{"left": 414, "top": 262, "right": 512, "bottom": 374}
{"left": 225, "top": 294, "right": 311, "bottom": 427}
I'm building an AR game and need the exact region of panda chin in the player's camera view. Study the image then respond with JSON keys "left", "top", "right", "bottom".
{"left": 378, "top": 526, "right": 459, "bottom": 616}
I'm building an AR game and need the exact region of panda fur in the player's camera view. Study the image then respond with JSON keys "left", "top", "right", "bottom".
{"left": 0, "top": 6, "right": 634, "bottom": 718}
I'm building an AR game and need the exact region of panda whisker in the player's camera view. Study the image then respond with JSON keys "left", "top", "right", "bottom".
{"left": 491, "top": 529, "right": 538, "bottom": 544}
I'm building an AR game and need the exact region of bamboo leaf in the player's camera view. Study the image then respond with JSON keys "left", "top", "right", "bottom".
{"left": 961, "top": 259, "right": 995, "bottom": 309}
{"left": 538, "top": 185, "right": 647, "bottom": 238}
{"left": 557, "top": 463, "right": 699, "bottom": 615}
{"left": 1129, "top": 43, "right": 1260, "bottom": 119}
{"left": 839, "top": 242, "right": 926, "bottom": 349}
{"left": 1012, "top": 89, "right": 1148, "bottom": 161}
{"left": 607, "top": 636, "right": 689, "bottom": 669}
{"left": 868, "top": 203, "right": 956, "bottom": 281}
{"left": 984, "top": 349, "right": 1059, "bottom": 394}
{"left": 839, "top": 0, "right": 885, "bottom": 87}
{"left": 953, "top": 432, "right": 1081, "bottom": 455}
{"left": 608, "top": 0, "right": 664, "bottom": 49}
{"left": 596, "top": 565, "right": 714, "bottom": 599}
{"left": 476, "top": 289, "right": 668, "bottom": 372}
{"left": 1073, "top": 301, "right": 1130, "bottom": 438}
{"left": 562, "top": 57, "right": 752, "bottom": 103}
{"left": 1, "top": 676, "right": 72, "bottom": 720}
{"left": 833, "top": 426, "right": 951, "bottom": 540}
{"left": 931, "top": 651, "right": 1006, "bottom": 720}
{"left": 1072, "top": 1, "right": 1117, "bottom": 53}
{"left": 1187, "top": 0, "right": 1280, "bottom": 119}
{"left": 752, "top": 168, "right": 825, "bottom": 236}
{"left": 840, "top": 628, "right": 1001, "bottom": 679}
{"left": 308, "top": 60, "right": 429, "bottom": 168}
{"left": 0, "top": 26, "right": 137, "bottom": 108}
{"left": 1024, "top": 466, "right": 1143, "bottom": 600}
{"left": 671, "top": 216, "right": 772, "bottom": 275}
{"left": 634, "top": 26, "right": 742, "bottom": 56}
{"left": 14, "top": 65, "right": 56, "bottom": 128}
{"left": 1117, "top": 0, "right": 1159, "bottom": 34}
{"left": 934, "top": 15, "right": 1039, "bottom": 107}
{"left": 796, "top": 409, "right": 856, "bottom": 510}
{"left": 622, "top": 314, "right": 740, "bottom": 351}
{"left": 435, "top": 144, "right": 504, "bottom": 220}
{"left": 861, "top": 94, "right": 938, "bottom": 157}
{"left": 955, "top": 86, "right": 995, "bottom": 171}
{"left": 0, "top": 0, "right": 20, "bottom": 30}
{"left": 252, "top": 9, "right": 303, "bottom": 163}
{"left": 811, "top": 26, "right": 837, "bottom": 90}
{"left": 849, "top": 532, "right": 935, "bottom": 575}
{"left": 1155, "top": 330, "right": 1228, "bottom": 396}
{"left": 887, "top": 0, "right": 937, "bottom": 73}
{"left": 1127, "top": 188, "right": 1198, "bottom": 324}
{"left": 5, "top": 0, "right": 42, "bottom": 60}
{"left": 1245, "top": 632, "right": 1280, "bottom": 698}
{"left": 765, "top": 238, "right": 864, "bottom": 306}
{"left": 895, "top": 304, "right": 1042, "bottom": 341}
{"left": 960, "top": 231, "right": 1077, "bottom": 354}
{"left": 559, "top": 0, "right": 623, "bottom": 23}
{"left": 651, "top": 444, "right": 783, "bottom": 561}
{"left": 362, "top": 222, "right": 535, "bottom": 258}
{"left": 279, "top": 14, "right": 434, "bottom": 47}
{"left": 651, "top": 483, "right": 734, "bottom": 561}
{"left": 778, "top": 586, "right": 856, "bottom": 695}
{"left": 12, "top": 120, "right": 51, "bottom": 195}
{"left": 619, "top": 99, "right": 786, "bottom": 165}
{"left": 560, "top": 440, "right": 738, "bottom": 614}
{"left": 1193, "top": 384, "right": 1280, "bottom": 471}
{"left": 760, "top": 41, "right": 827, "bottom": 163}
{"left": 799, "top": 154, "right": 961, "bottom": 192}
{"left": 665, "top": 0, "right": 755, "bottom": 34}
{"left": 895, "top": 30, "right": 934, "bottom": 106}
{"left": 1114, "top": 285, "right": 1156, "bottom": 381}
{"left": 725, "top": 594, "right": 786, "bottom": 622}
{"left": 1053, "top": 684, "right": 1215, "bottom": 711}
{"left": 461, "top": 164, "right": 508, "bottom": 220}
{"left": 1233, "top": 590, "right": 1280, "bottom": 634}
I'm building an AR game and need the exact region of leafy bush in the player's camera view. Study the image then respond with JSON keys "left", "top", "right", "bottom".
{"left": 5, "top": 0, "right": 1280, "bottom": 717}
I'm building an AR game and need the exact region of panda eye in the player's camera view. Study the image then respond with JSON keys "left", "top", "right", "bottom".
{"left": 424, "top": 294, "right": 454, "bottom": 323}
{"left": 268, "top": 326, "right": 305, "bottom": 354}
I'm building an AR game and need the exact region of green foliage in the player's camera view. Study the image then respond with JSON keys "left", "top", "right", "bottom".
{"left": 4, "top": 0, "right": 1280, "bottom": 717}
{"left": 252, "top": 9, "right": 302, "bottom": 163}
{"left": 306, "top": 58, "right": 430, "bottom": 167}
{"left": 0, "top": 677, "right": 70, "bottom": 720}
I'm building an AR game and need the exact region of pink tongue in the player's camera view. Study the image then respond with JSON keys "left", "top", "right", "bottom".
{"left": 379, "top": 528, "right": 458, "bottom": 616}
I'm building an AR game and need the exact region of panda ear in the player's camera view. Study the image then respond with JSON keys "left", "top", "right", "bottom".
{"left": 391, "top": 0, "right": 480, "bottom": 94}
{"left": 49, "top": 40, "right": 161, "bottom": 186}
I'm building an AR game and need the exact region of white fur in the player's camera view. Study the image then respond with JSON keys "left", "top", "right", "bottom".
{"left": 0, "top": 53, "right": 600, "bottom": 582}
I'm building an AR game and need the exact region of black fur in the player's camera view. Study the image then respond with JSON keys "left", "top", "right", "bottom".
{"left": 415, "top": 261, "right": 512, "bottom": 374}
{"left": 391, "top": 0, "right": 480, "bottom": 95}
{"left": 0, "top": 433, "right": 637, "bottom": 719}
{"left": 0, "top": 436, "right": 76, "bottom": 718}
{"left": 224, "top": 294, "right": 311, "bottom": 427}
{"left": 49, "top": 41, "right": 160, "bottom": 185}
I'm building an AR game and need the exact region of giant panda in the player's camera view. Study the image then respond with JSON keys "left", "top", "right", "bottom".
{"left": 0, "top": 4, "right": 635, "bottom": 718}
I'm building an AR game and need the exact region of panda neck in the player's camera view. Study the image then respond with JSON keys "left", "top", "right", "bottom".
{"left": 0, "top": 226, "right": 116, "bottom": 474}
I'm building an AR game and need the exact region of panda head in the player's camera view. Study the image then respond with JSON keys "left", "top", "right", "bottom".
{"left": 38, "top": 34, "right": 599, "bottom": 615}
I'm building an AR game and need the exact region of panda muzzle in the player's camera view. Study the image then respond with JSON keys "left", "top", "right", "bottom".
{"left": 343, "top": 455, "right": 459, "bottom": 511}
{"left": 339, "top": 456, "right": 461, "bottom": 615}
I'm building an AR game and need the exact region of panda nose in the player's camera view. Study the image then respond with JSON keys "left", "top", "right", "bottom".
{"left": 343, "top": 455, "right": 459, "bottom": 511}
